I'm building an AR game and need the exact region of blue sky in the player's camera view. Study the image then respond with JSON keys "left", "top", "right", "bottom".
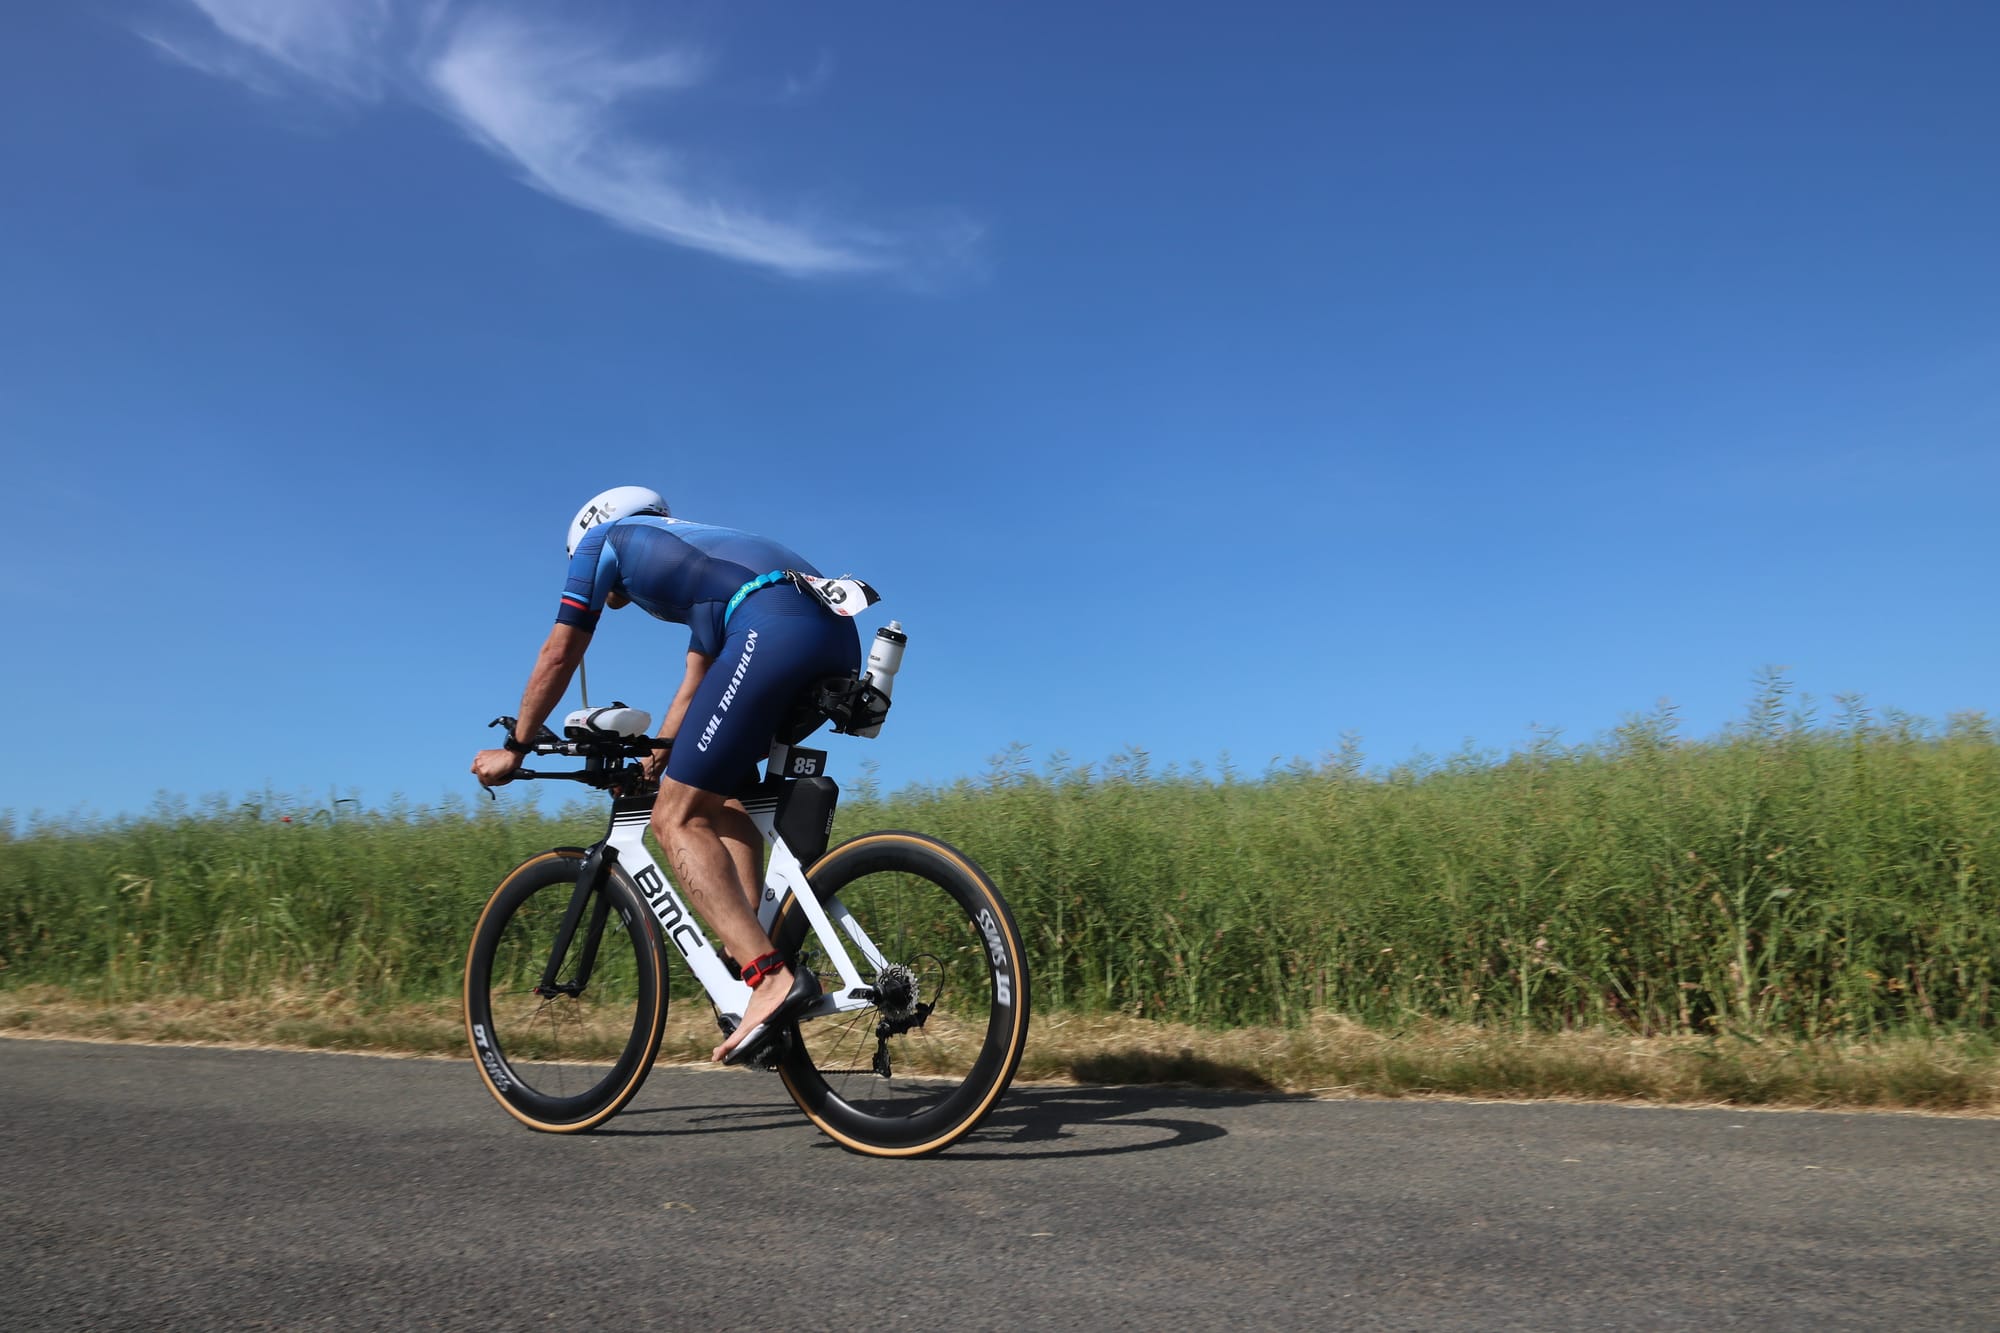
{"left": 3, "top": 1, "right": 1996, "bottom": 825}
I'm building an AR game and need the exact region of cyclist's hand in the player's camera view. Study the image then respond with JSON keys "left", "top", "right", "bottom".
{"left": 471, "top": 748, "right": 523, "bottom": 787}
{"left": 640, "top": 741, "right": 671, "bottom": 783}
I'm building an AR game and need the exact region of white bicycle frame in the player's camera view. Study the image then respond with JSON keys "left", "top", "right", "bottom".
{"left": 600, "top": 740, "right": 884, "bottom": 1024}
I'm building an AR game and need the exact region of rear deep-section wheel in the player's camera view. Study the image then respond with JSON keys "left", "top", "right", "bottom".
{"left": 772, "top": 831, "right": 1030, "bottom": 1157}
{"left": 464, "top": 849, "right": 668, "bottom": 1132}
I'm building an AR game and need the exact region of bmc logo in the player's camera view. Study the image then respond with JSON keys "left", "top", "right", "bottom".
{"left": 633, "top": 863, "right": 703, "bottom": 958}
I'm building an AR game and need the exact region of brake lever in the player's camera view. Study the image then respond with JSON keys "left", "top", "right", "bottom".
{"left": 479, "top": 766, "right": 548, "bottom": 799}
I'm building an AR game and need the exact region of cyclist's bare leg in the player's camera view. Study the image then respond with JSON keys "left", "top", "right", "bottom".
{"left": 716, "top": 797, "right": 766, "bottom": 919}
{"left": 650, "top": 777, "right": 793, "bottom": 1060}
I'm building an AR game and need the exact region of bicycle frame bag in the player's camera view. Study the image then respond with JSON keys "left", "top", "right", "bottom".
{"left": 776, "top": 776, "right": 840, "bottom": 863}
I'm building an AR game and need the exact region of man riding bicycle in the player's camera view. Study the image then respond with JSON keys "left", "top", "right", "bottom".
{"left": 470, "top": 485, "right": 860, "bottom": 1064}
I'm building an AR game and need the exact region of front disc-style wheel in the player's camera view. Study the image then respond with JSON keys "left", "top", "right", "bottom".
{"left": 464, "top": 850, "right": 668, "bottom": 1132}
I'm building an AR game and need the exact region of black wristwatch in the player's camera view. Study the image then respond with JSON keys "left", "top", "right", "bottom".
{"left": 502, "top": 735, "right": 534, "bottom": 756}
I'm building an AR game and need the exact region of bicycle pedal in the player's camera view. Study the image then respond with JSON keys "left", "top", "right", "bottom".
{"left": 715, "top": 1012, "right": 784, "bottom": 1070}
{"left": 747, "top": 1030, "right": 792, "bottom": 1072}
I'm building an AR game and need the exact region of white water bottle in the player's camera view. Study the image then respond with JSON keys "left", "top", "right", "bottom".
{"left": 856, "top": 621, "right": 906, "bottom": 738}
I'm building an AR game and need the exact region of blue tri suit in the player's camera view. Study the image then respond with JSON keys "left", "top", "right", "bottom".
{"left": 556, "top": 516, "right": 861, "bottom": 795}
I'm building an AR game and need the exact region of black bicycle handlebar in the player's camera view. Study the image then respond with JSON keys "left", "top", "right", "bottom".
{"left": 482, "top": 715, "right": 669, "bottom": 798}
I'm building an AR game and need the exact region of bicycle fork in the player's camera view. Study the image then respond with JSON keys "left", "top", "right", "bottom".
{"left": 537, "top": 844, "right": 619, "bottom": 998}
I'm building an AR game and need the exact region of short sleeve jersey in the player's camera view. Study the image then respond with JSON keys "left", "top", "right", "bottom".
{"left": 556, "top": 516, "right": 822, "bottom": 658}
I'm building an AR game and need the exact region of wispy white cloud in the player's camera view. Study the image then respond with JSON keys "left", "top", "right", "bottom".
{"left": 136, "top": 24, "right": 288, "bottom": 97}
{"left": 427, "top": 13, "right": 896, "bottom": 277}
{"left": 181, "top": 0, "right": 395, "bottom": 100}
{"left": 140, "top": 0, "right": 972, "bottom": 282}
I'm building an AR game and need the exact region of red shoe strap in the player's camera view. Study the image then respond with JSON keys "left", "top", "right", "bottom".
{"left": 741, "top": 951, "right": 784, "bottom": 987}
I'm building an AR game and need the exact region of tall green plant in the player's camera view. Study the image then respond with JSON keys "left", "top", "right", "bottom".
{"left": 5, "top": 689, "right": 1996, "bottom": 1037}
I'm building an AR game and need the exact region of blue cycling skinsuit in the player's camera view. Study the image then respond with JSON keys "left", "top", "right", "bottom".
{"left": 556, "top": 515, "right": 862, "bottom": 794}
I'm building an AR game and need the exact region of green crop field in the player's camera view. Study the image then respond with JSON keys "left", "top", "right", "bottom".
{"left": 6, "top": 683, "right": 1996, "bottom": 1053}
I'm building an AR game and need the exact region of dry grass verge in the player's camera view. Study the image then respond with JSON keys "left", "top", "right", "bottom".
{"left": 1021, "top": 1011, "right": 1999, "bottom": 1113}
{"left": 3, "top": 986, "right": 1993, "bottom": 1115}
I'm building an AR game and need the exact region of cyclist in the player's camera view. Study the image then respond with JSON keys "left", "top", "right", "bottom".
{"left": 470, "top": 485, "right": 861, "bottom": 1064}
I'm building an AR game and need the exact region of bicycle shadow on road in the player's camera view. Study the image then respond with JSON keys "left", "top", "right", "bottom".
{"left": 586, "top": 1066, "right": 1303, "bottom": 1161}
{"left": 940, "top": 1079, "right": 1307, "bottom": 1161}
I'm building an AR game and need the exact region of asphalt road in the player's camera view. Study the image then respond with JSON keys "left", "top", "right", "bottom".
{"left": 3, "top": 1037, "right": 1995, "bottom": 1331}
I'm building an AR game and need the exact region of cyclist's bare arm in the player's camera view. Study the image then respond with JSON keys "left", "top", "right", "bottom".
{"left": 511, "top": 622, "right": 593, "bottom": 741}
{"left": 471, "top": 623, "right": 592, "bottom": 786}
{"left": 644, "top": 650, "right": 714, "bottom": 780}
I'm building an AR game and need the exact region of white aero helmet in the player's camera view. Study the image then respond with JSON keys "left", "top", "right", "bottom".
{"left": 566, "top": 486, "right": 669, "bottom": 556}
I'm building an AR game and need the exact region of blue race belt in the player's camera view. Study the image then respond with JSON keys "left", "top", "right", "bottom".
{"left": 722, "top": 570, "right": 792, "bottom": 626}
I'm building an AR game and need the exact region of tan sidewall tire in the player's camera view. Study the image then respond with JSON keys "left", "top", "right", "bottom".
{"left": 463, "top": 849, "right": 668, "bottom": 1133}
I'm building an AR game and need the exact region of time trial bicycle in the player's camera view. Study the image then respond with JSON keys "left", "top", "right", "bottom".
{"left": 462, "top": 681, "right": 1030, "bottom": 1157}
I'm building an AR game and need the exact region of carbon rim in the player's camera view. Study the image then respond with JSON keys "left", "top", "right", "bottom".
{"left": 465, "top": 852, "right": 667, "bottom": 1131}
